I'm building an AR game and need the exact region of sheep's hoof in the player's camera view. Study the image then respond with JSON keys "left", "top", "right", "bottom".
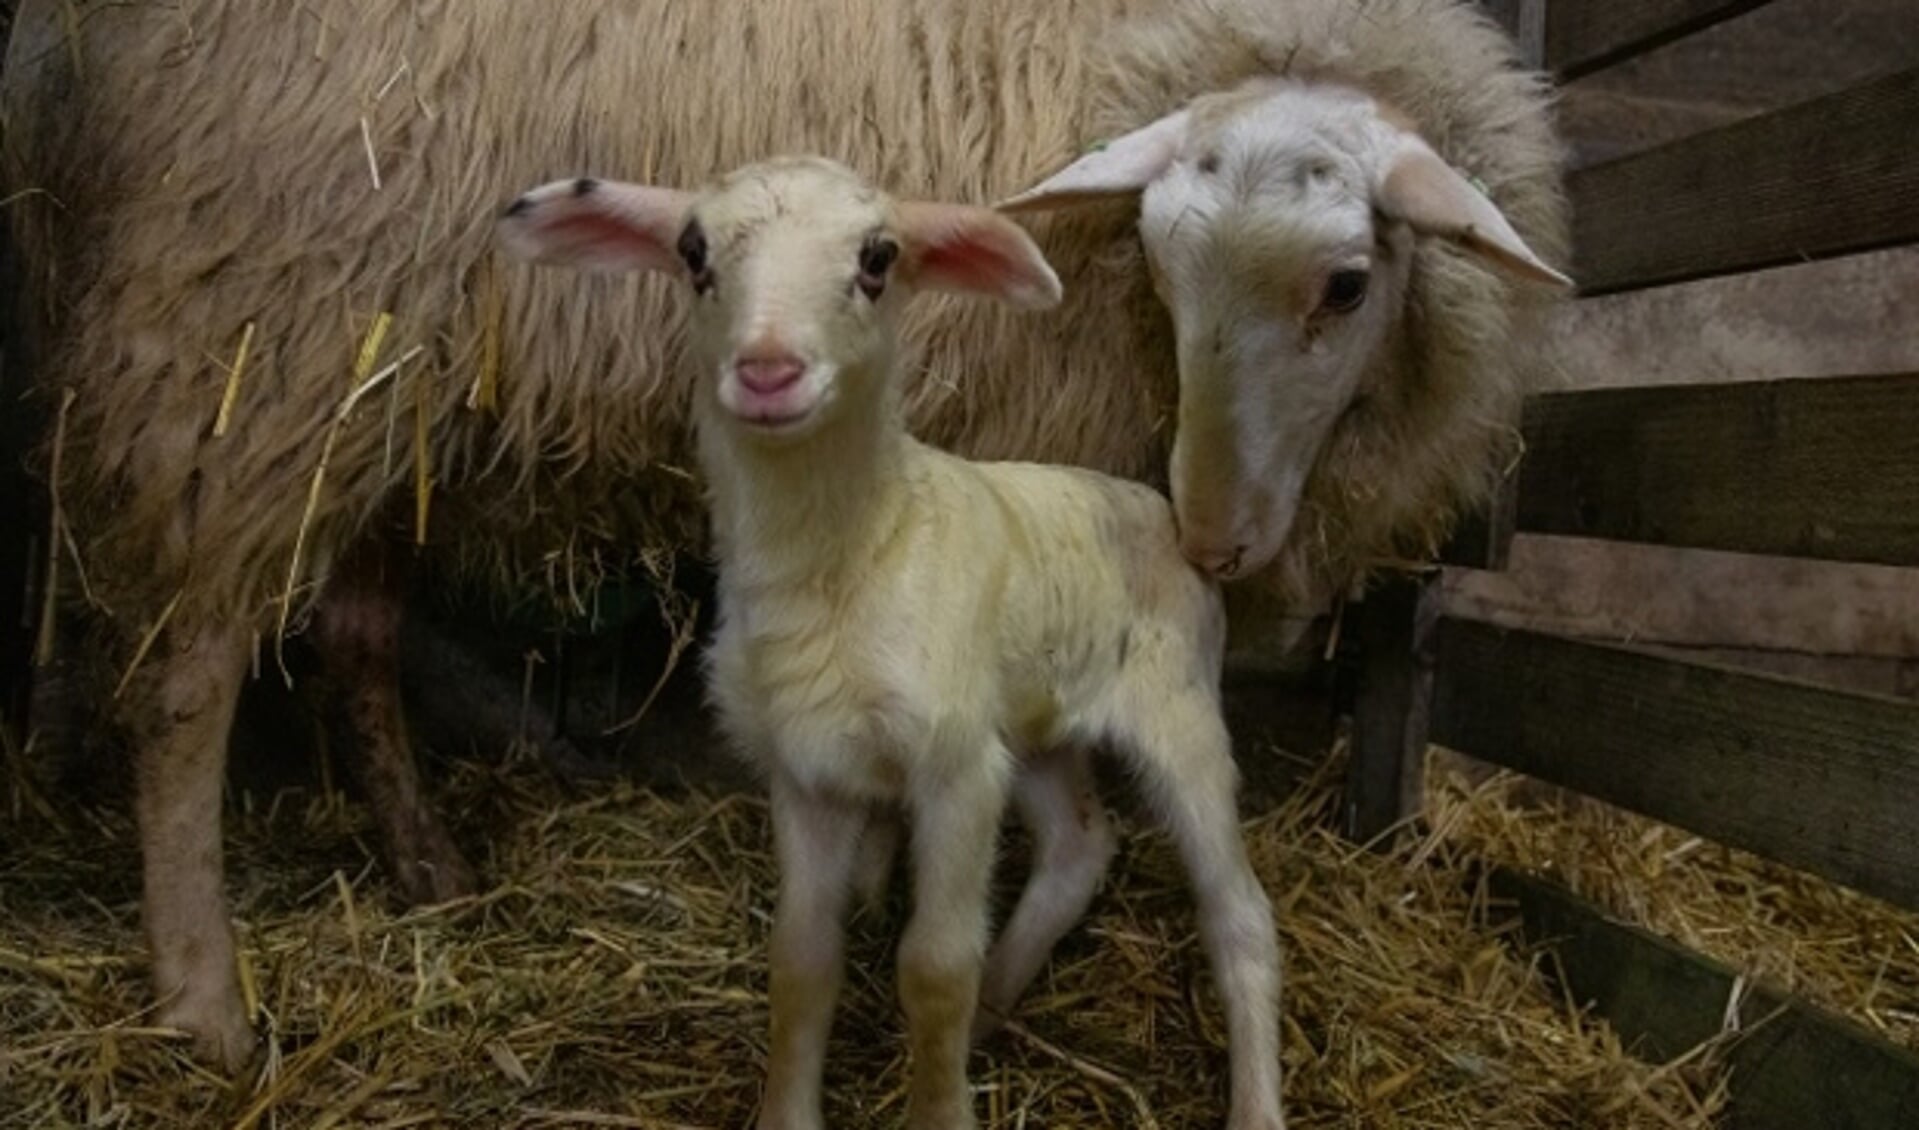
{"left": 390, "top": 831, "right": 479, "bottom": 906}
{"left": 541, "top": 736, "right": 624, "bottom": 788}
{"left": 160, "top": 988, "right": 257, "bottom": 1075}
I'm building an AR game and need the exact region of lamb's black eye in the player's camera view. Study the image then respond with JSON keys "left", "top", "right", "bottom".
{"left": 857, "top": 235, "right": 899, "bottom": 300}
{"left": 1321, "top": 269, "right": 1369, "bottom": 314}
{"left": 678, "top": 220, "right": 714, "bottom": 294}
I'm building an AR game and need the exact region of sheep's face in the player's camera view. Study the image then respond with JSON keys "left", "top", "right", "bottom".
{"left": 1001, "top": 82, "right": 1568, "bottom": 579}
{"left": 499, "top": 157, "right": 1061, "bottom": 444}
{"left": 1143, "top": 88, "right": 1414, "bottom": 578}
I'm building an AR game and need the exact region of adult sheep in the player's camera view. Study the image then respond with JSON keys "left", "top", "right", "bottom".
{"left": 2, "top": 0, "right": 1566, "bottom": 1071}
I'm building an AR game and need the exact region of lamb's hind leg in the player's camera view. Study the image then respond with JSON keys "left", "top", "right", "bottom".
{"left": 1116, "top": 689, "right": 1284, "bottom": 1130}
{"left": 311, "top": 541, "right": 475, "bottom": 904}
{"left": 128, "top": 617, "right": 255, "bottom": 1072}
{"left": 973, "top": 743, "right": 1114, "bottom": 1042}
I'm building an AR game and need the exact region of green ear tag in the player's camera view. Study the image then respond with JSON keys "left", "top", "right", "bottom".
{"left": 1086, "top": 138, "right": 1110, "bottom": 154}
{"left": 1467, "top": 174, "right": 1491, "bottom": 196}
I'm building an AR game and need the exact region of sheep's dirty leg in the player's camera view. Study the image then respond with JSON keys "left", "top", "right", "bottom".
{"left": 129, "top": 619, "right": 255, "bottom": 1072}
{"left": 973, "top": 744, "right": 1114, "bottom": 1043}
{"left": 1121, "top": 692, "right": 1285, "bottom": 1130}
{"left": 760, "top": 774, "right": 866, "bottom": 1130}
{"left": 312, "top": 543, "right": 476, "bottom": 905}
{"left": 900, "top": 749, "right": 1009, "bottom": 1130}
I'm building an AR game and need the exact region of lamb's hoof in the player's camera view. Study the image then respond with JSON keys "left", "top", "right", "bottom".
{"left": 968, "top": 1000, "right": 1010, "bottom": 1046}
{"left": 160, "top": 990, "right": 257, "bottom": 1074}
{"left": 908, "top": 1104, "right": 978, "bottom": 1130}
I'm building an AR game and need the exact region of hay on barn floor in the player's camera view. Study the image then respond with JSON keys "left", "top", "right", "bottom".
{"left": 0, "top": 739, "right": 1721, "bottom": 1128}
{"left": 1428, "top": 753, "right": 1919, "bottom": 1053}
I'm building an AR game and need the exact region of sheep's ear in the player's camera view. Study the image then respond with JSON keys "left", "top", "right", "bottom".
{"left": 896, "top": 202, "right": 1064, "bottom": 310}
{"left": 996, "top": 110, "right": 1190, "bottom": 213}
{"left": 496, "top": 177, "right": 693, "bottom": 275}
{"left": 1377, "top": 137, "right": 1572, "bottom": 288}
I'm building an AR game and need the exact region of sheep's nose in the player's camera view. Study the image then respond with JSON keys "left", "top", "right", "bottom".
{"left": 1181, "top": 536, "right": 1249, "bottom": 579}
{"left": 735, "top": 353, "right": 806, "bottom": 395}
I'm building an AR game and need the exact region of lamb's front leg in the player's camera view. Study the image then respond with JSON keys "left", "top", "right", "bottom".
{"left": 760, "top": 773, "right": 866, "bottom": 1130}
{"left": 900, "top": 745, "right": 1011, "bottom": 1130}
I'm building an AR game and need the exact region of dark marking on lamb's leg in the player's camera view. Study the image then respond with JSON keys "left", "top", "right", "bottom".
{"left": 1116, "top": 626, "right": 1132, "bottom": 669}
{"left": 127, "top": 617, "right": 256, "bottom": 1072}
{"left": 574, "top": 176, "right": 599, "bottom": 196}
{"left": 313, "top": 541, "right": 476, "bottom": 905}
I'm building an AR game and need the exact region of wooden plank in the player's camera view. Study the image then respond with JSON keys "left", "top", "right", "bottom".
{"left": 1493, "top": 869, "right": 1919, "bottom": 1130}
{"left": 1544, "top": 0, "right": 1773, "bottom": 79}
{"left": 1513, "top": 372, "right": 1919, "bottom": 567}
{"left": 1343, "top": 572, "right": 1440, "bottom": 843}
{"left": 1431, "top": 618, "right": 1919, "bottom": 910}
{"left": 1571, "top": 68, "right": 1919, "bottom": 294}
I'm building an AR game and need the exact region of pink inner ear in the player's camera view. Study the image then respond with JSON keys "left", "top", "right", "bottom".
{"left": 541, "top": 211, "right": 665, "bottom": 259}
{"left": 919, "top": 237, "right": 1017, "bottom": 292}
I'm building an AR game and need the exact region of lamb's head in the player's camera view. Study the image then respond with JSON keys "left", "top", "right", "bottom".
{"left": 1003, "top": 81, "right": 1569, "bottom": 579}
{"left": 497, "top": 157, "right": 1061, "bottom": 443}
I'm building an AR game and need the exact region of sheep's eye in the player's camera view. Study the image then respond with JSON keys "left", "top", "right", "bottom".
{"left": 857, "top": 235, "right": 899, "bottom": 300}
{"left": 1320, "top": 269, "right": 1369, "bottom": 314}
{"left": 678, "top": 221, "right": 714, "bottom": 294}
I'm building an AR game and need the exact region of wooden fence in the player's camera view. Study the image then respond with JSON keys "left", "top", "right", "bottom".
{"left": 1348, "top": 3, "right": 1919, "bottom": 1127}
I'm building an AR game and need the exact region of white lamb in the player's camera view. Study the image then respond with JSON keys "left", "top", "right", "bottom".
{"left": 498, "top": 157, "right": 1285, "bottom": 1130}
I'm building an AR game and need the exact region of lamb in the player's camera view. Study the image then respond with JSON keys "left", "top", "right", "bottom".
{"left": 496, "top": 156, "right": 1286, "bottom": 1130}
{"left": 3, "top": 0, "right": 1564, "bottom": 1067}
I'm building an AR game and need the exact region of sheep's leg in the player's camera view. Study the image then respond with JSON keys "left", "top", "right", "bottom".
{"left": 127, "top": 618, "right": 255, "bottom": 1072}
{"left": 1119, "top": 691, "right": 1284, "bottom": 1130}
{"left": 312, "top": 543, "right": 475, "bottom": 905}
{"left": 973, "top": 744, "right": 1114, "bottom": 1043}
{"left": 899, "top": 748, "right": 1009, "bottom": 1130}
{"left": 760, "top": 773, "right": 867, "bottom": 1130}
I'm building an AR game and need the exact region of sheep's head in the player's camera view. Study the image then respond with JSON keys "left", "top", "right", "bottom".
{"left": 497, "top": 157, "right": 1060, "bottom": 443}
{"left": 1002, "top": 81, "right": 1569, "bottom": 579}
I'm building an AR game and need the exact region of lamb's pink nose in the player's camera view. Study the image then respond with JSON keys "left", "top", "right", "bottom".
{"left": 735, "top": 353, "right": 806, "bottom": 395}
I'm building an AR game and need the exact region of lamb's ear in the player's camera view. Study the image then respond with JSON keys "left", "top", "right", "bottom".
{"left": 896, "top": 202, "right": 1064, "bottom": 310}
{"left": 1377, "top": 136, "right": 1572, "bottom": 289}
{"left": 996, "top": 109, "right": 1190, "bottom": 213}
{"left": 496, "top": 177, "right": 694, "bottom": 275}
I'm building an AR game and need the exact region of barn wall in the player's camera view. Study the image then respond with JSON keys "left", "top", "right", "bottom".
{"left": 1443, "top": 0, "right": 1919, "bottom": 696}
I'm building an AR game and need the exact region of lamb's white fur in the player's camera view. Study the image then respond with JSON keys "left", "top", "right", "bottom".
{"left": 499, "top": 156, "right": 1286, "bottom": 1130}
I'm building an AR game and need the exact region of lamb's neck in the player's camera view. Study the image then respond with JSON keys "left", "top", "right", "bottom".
{"left": 699, "top": 405, "right": 919, "bottom": 588}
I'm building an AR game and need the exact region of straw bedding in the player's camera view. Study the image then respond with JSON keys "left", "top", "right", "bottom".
{"left": 1428, "top": 755, "right": 1919, "bottom": 1054}
{"left": 1, "top": 726, "right": 1729, "bottom": 1130}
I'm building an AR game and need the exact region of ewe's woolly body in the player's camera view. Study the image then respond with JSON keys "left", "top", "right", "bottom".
{"left": 4, "top": 0, "right": 1564, "bottom": 635}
